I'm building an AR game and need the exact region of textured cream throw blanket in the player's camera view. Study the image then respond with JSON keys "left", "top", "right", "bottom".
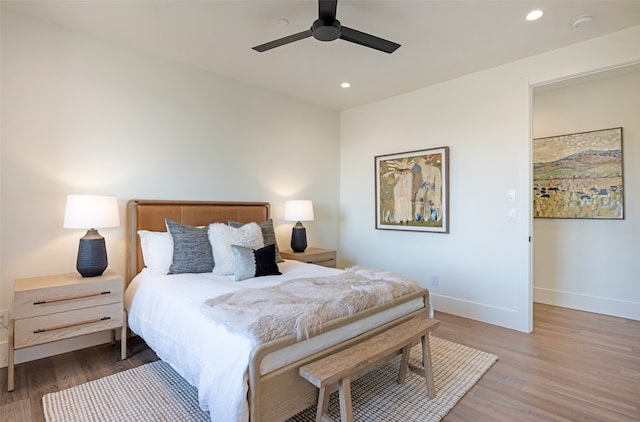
{"left": 201, "top": 267, "right": 424, "bottom": 344}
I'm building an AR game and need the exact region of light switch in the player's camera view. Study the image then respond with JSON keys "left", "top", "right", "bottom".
{"left": 507, "top": 208, "right": 516, "bottom": 222}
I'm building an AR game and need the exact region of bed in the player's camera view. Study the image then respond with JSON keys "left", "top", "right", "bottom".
{"left": 124, "top": 200, "right": 431, "bottom": 421}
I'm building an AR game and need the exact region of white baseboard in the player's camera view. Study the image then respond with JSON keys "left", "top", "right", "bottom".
{"left": 534, "top": 287, "right": 640, "bottom": 320}
{"left": 430, "top": 293, "right": 531, "bottom": 333}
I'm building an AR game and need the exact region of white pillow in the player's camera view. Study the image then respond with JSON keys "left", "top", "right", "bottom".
{"left": 137, "top": 230, "right": 173, "bottom": 273}
{"left": 208, "top": 222, "right": 264, "bottom": 275}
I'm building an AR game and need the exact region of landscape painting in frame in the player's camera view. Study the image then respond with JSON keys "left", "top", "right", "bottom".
{"left": 533, "top": 127, "right": 624, "bottom": 219}
{"left": 375, "top": 147, "right": 449, "bottom": 233}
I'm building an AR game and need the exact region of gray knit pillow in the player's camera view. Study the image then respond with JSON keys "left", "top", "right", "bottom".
{"left": 229, "top": 219, "right": 283, "bottom": 263}
{"left": 166, "top": 219, "right": 213, "bottom": 274}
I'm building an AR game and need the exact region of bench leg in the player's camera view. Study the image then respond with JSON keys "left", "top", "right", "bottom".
{"left": 338, "top": 376, "right": 353, "bottom": 422}
{"left": 421, "top": 335, "right": 437, "bottom": 399}
{"left": 398, "top": 344, "right": 410, "bottom": 384}
{"left": 315, "top": 386, "right": 331, "bottom": 422}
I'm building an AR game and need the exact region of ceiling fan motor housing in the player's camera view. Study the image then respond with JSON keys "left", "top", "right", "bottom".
{"left": 312, "top": 19, "right": 341, "bottom": 41}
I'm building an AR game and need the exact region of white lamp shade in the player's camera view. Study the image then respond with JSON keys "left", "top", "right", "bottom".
{"left": 64, "top": 195, "right": 120, "bottom": 229}
{"left": 284, "top": 200, "right": 314, "bottom": 222}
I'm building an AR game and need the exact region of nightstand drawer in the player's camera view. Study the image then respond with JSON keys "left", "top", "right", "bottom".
{"left": 14, "top": 273, "right": 122, "bottom": 319}
{"left": 310, "top": 259, "right": 336, "bottom": 267}
{"left": 281, "top": 248, "right": 337, "bottom": 268}
{"left": 302, "top": 251, "right": 336, "bottom": 265}
{"left": 14, "top": 302, "right": 123, "bottom": 349}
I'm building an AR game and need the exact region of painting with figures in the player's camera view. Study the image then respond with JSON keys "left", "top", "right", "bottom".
{"left": 533, "top": 127, "right": 624, "bottom": 219}
{"left": 375, "top": 147, "right": 449, "bottom": 233}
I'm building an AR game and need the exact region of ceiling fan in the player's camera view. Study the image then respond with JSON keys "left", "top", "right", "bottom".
{"left": 252, "top": 0, "right": 400, "bottom": 54}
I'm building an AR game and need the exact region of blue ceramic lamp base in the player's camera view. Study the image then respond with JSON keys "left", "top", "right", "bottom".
{"left": 290, "top": 223, "right": 308, "bottom": 253}
{"left": 76, "top": 229, "right": 108, "bottom": 277}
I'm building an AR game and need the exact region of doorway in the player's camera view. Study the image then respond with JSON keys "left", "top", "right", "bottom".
{"left": 531, "top": 64, "right": 640, "bottom": 321}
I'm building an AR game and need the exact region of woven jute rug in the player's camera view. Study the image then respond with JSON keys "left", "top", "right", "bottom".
{"left": 42, "top": 337, "right": 497, "bottom": 421}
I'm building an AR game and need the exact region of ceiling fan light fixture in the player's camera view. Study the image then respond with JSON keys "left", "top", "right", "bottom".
{"left": 526, "top": 10, "right": 544, "bottom": 21}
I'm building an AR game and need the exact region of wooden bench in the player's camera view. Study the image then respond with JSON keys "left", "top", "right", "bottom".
{"left": 299, "top": 317, "right": 440, "bottom": 422}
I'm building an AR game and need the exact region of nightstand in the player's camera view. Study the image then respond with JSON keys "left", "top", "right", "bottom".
{"left": 7, "top": 269, "right": 126, "bottom": 392}
{"left": 281, "top": 247, "right": 337, "bottom": 268}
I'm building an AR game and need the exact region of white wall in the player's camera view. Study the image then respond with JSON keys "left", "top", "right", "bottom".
{"left": 0, "top": 11, "right": 340, "bottom": 365}
{"left": 2, "top": 10, "right": 639, "bottom": 369}
{"left": 339, "top": 26, "right": 640, "bottom": 332}
{"left": 532, "top": 68, "right": 640, "bottom": 320}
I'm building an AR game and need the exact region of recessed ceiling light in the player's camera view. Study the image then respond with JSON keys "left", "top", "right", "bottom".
{"left": 341, "top": 82, "right": 351, "bottom": 88}
{"left": 526, "top": 10, "right": 544, "bottom": 21}
{"left": 572, "top": 15, "right": 593, "bottom": 28}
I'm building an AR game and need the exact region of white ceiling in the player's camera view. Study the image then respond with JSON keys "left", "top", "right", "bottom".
{"left": 3, "top": 0, "right": 640, "bottom": 111}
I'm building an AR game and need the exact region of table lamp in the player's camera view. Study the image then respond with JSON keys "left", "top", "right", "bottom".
{"left": 284, "top": 200, "right": 314, "bottom": 253}
{"left": 64, "top": 194, "right": 120, "bottom": 277}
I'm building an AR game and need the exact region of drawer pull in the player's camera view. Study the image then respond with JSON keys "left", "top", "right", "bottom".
{"left": 33, "top": 291, "right": 112, "bottom": 305}
{"left": 33, "top": 316, "right": 112, "bottom": 333}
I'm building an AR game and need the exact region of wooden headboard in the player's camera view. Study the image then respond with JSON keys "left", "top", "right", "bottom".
{"left": 126, "top": 200, "right": 270, "bottom": 283}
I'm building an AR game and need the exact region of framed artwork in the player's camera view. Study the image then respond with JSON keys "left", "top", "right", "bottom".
{"left": 375, "top": 147, "right": 449, "bottom": 233}
{"left": 533, "top": 127, "right": 624, "bottom": 219}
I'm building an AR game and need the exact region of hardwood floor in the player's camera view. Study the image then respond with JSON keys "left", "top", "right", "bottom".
{"left": 1, "top": 303, "right": 638, "bottom": 421}
{"left": 439, "top": 304, "right": 640, "bottom": 422}
{"left": 0, "top": 337, "right": 158, "bottom": 422}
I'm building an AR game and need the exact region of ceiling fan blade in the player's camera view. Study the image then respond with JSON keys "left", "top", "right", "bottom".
{"left": 340, "top": 26, "right": 400, "bottom": 53}
{"left": 318, "top": 0, "right": 337, "bottom": 22}
{"left": 252, "top": 29, "right": 313, "bottom": 52}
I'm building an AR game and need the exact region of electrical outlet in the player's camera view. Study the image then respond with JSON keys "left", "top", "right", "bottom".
{"left": 0, "top": 309, "right": 8, "bottom": 329}
{"left": 431, "top": 273, "right": 439, "bottom": 287}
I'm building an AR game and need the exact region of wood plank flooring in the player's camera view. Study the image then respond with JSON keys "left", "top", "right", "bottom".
{"left": 439, "top": 304, "right": 640, "bottom": 422}
{"left": 1, "top": 303, "right": 638, "bottom": 421}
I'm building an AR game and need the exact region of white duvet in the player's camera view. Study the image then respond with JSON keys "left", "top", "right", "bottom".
{"left": 125, "top": 261, "right": 425, "bottom": 421}
{"left": 125, "top": 261, "right": 342, "bottom": 421}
